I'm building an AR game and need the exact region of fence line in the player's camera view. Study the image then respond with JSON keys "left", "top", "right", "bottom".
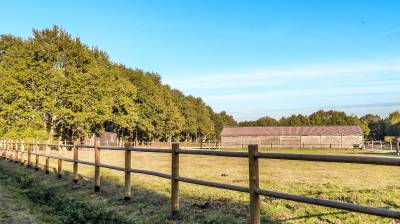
{"left": 364, "top": 140, "right": 400, "bottom": 152}
{"left": 1, "top": 140, "right": 400, "bottom": 223}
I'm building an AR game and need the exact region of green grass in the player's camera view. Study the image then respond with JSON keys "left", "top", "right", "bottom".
{"left": 2, "top": 147, "right": 400, "bottom": 223}
{"left": 0, "top": 178, "right": 43, "bottom": 224}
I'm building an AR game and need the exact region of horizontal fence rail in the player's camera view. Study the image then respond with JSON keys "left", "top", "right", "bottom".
{"left": 256, "top": 152, "right": 400, "bottom": 166}
{"left": 0, "top": 140, "right": 400, "bottom": 223}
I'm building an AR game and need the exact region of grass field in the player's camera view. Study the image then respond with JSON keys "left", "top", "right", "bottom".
{"left": 0, "top": 181, "right": 42, "bottom": 224}
{"left": 5, "top": 147, "right": 400, "bottom": 223}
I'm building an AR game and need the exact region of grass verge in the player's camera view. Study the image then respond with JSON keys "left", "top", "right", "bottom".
{"left": 2, "top": 147, "right": 400, "bottom": 223}
{"left": 0, "top": 159, "right": 271, "bottom": 223}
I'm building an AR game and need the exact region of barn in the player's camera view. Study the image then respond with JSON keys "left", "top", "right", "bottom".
{"left": 220, "top": 126, "right": 364, "bottom": 149}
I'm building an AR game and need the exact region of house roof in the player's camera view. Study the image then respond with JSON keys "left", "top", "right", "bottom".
{"left": 221, "top": 126, "right": 363, "bottom": 137}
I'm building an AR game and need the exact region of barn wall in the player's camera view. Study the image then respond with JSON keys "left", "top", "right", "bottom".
{"left": 280, "top": 136, "right": 301, "bottom": 148}
{"left": 220, "top": 136, "right": 242, "bottom": 148}
{"left": 221, "top": 135, "right": 364, "bottom": 149}
{"left": 342, "top": 135, "right": 363, "bottom": 148}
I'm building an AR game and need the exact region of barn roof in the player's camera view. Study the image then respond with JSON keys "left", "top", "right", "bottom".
{"left": 221, "top": 126, "right": 363, "bottom": 137}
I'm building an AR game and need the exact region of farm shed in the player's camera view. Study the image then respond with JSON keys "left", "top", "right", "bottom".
{"left": 221, "top": 126, "right": 364, "bottom": 149}
{"left": 85, "top": 132, "right": 118, "bottom": 146}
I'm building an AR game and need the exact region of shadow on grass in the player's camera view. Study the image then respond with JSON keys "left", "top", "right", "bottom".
{"left": 0, "top": 160, "right": 280, "bottom": 224}
{"left": 278, "top": 211, "right": 349, "bottom": 222}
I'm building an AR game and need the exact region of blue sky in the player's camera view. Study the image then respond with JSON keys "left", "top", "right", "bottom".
{"left": 1, "top": 0, "right": 399, "bottom": 121}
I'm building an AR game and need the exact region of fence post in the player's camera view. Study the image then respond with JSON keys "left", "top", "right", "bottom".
{"left": 124, "top": 143, "right": 132, "bottom": 201}
{"left": 10, "top": 141, "right": 13, "bottom": 161}
{"left": 57, "top": 141, "right": 63, "bottom": 178}
{"left": 14, "top": 142, "right": 18, "bottom": 163}
{"left": 27, "top": 143, "right": 32, "bottom": 168}
{"left": 16, "top": 142, "right": 19, "bottom": 163}
{"left": 4, "top": 141, "right": 7, "bottom": 160}
{"left": 1, "top": 140, "right": 3, "bottom": 158}
{"left": 94, "top": 140, "right": 101, "bottom": 192}
{"left": 10, "top": 141, "right": 13, "bottom": 160}
{"left": 20, "top": 142, "right": 25, "bottom": 165}
{"left": 9, "top": 141, "right": 13, "bottom": 161}
{"left": 4, "top": 141, "right": 7, "bottom": 159}
{"left": 2, "top": 140, "right": 5, "bottom": 158}
{"left": 35, "top": 143, "right": 40, "bottom": 171}
{"left": 18, "top": 142, "right": 23, "bottom": 165}
{"left": 5, "top": 141, "right": 8, "bottom": 160}
{"left": 2, "top": 140, "right": 4, "bottom": 158}
{"left": 45, "top": 143, "right": 50, "bottom": 174}
{"left": 73, "top": 144, "right": 79, "bottom": 183}
{"left": 171, "top": 143, "right": 180, "bottom": 216}
{"left": 248, "top": 144, "right": 260, "bottom": 224}
{"left": 11, "top": 141, "right": 15, "bottom": 161}
{"left": 9, "top": 140, "right": 12, "bottom": 160}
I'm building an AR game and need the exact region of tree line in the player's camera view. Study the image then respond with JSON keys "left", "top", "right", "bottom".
{"left": 238, "top": 110, "right": 400, "bottom": 141}
{"left": 1, "top": 27, "right": 397, "bottom": 143}
{"left": 0, "top": 27, "right": 235, "bottom": 143}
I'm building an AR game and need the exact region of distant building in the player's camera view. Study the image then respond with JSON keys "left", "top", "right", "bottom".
{"left": 85, "top": 132, "right": 118, "bottom": 146}
{"left": 220, "top": 126, "right": 364, "bottom": 149}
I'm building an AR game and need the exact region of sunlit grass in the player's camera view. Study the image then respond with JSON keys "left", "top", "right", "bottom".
{"left": 13, "top": 147, "right": 400, "bottom": 223}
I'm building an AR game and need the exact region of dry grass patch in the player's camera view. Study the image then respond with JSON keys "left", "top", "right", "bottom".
{"left": 17, "top": 147, "right": 400, "bottom": 223}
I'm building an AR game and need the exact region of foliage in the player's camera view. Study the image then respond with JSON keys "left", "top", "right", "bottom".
{"left": 1, "top": 27, "right": 398, "bottom": 142}
{"left": 385, "top": 111, "right": 400, "bottom": 137}
{"left": 211, "top": 111, "right": 237, "bottom": 140}
{"left": 0, "top": 27, "right": 222, "bottom": 142}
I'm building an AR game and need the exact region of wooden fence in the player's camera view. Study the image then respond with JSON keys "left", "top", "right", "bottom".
{"left": 1, "top": 140, "right": 400, "bottom": 223}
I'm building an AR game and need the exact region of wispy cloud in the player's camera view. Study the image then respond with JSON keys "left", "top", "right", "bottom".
{"left": 163, "top": 58, "right": 400, "bottom": 121}
{"left": 165, "top": 59, "right": 400, "bottom": 90}
{"left": 203, "top": 83, "right": 400, "bottom": 102}
{"left": 379, "top": 28, "right": 400, "bottom": 36}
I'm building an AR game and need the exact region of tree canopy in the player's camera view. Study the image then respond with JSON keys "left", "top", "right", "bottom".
{"left": 0, "top": 27, "right": 227, "bottom": 142}
{"left": 1, "top": 27, "right": 398, "bottom": 143}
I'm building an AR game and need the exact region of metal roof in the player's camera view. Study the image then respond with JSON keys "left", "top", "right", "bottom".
{"left": 221, "top": 126, "right": 363, "bottom": 137}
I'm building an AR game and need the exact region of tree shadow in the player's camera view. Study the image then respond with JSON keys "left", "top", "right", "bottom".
{"left": 17, "top": 163, "right": 279, "bottom": 223}
{"left": 279, "top": 210, "right": 349, "bottom": 222}
{"left": 6, "top": 161, "right": 390, "bottom": 223}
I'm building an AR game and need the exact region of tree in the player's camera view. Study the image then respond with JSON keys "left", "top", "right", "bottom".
{"left": 280, "top": 114, "right": 308, "bottom": 126}
{"left": 212, "top": 111, "right": 237, "bottom": 140}
{"left": 0, "top": 34, "right": 48, "bottom": 140}
{"left": 360, "top": 114, "right": 383, "bottom": 140}
{"left": 0, "top": 27, "right": 139, "bottom": 142}
{"left": 385, "top": 111, "right": 400, "bottom": 137}
{"left": 388, "top": 111, "right": 400, "bottom": 124}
